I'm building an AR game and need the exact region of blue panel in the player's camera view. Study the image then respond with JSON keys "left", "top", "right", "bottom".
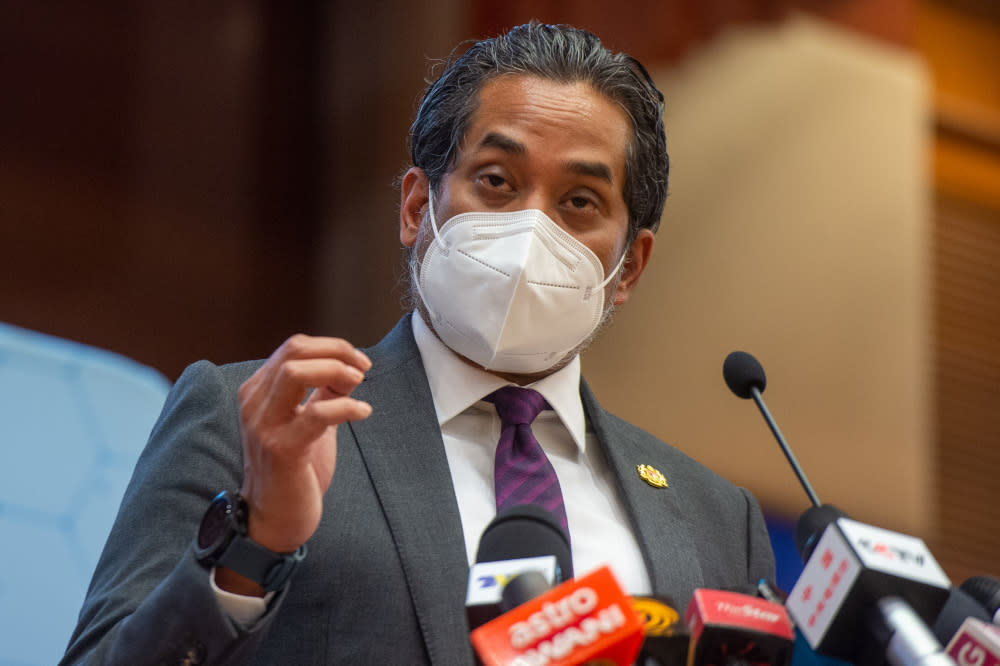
{"left": 0, "top": 323, "right": 171, "bottom": 666}
{"left": 765, "top": 511, "right": 805, "bottom": 594}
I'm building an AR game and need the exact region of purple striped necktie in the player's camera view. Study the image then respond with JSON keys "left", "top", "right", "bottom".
{"left": 487, "top": 386, "right": 569, "bottom": 535}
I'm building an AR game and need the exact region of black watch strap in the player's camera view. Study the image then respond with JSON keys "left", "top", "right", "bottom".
{"left": 216, "top": 537, "right": 307, "bottom": 593}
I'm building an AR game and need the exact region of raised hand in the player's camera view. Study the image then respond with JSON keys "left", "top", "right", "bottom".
{"left": 217, "top": 334, "right": 372, "bottom": 595}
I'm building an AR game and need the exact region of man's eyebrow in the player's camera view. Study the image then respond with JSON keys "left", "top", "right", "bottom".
{"left": 566, "top": 160, "right": 613, "bottom": 185}
{"left": 478, "top": 132, "right": 526, "bottom": 155}
{"left": 477, "top": 131, "right": 613, "bottom": 184}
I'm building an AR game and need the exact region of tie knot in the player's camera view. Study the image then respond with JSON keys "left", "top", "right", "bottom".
{"left": 488, "top": 386, "right": 549, "bottom": 426}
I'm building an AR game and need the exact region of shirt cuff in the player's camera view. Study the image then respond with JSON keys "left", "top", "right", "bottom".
{"left": 210, "top": 566, "right": 275, "bottom": 629}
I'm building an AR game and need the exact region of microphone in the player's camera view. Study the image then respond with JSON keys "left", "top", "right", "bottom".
{"left": 470, "top": 565, "right": 644, "bottom": 666}
{"left": 875, "top": 597, "right": 957, "bottom": 666}
{"left": 502, "top": 571, "right": 556, "bottom": 613}
{"left": 724, "top": 350, "right": 954, "bottom": 666}
{"left": 933, "top": 586, "right": 997, "bottom": 645}
{"left": 475, "top": 505, "right": 574, "bottom": 578}
{"left": 961, "top": 577, "right": 1000, "bottom": 625}
{"left": 685, "top": 588, "right": 796, "bottom": 666}
{"left": 722, "top": 351, "right": 820, "bottom": 507}
{"left": 633, "top": 595, "right": 689, "bottom": 666}
{"left": 466, "top": 505, "right": 573, "bottom": 630}
{"left": 758, "top": 579, "right": 790, "bottom": 605}
{"left": 783, "top": 475, "right": 952, "bottom": 664}
{"left": 784, "top": 480, "right": 952, "bottom": 665}
{"left": 468, "top": 556, "right": 561, "bottom": 630}
{"left": 945, "top": 617, "right": 1000, "bottom": 666}
{"left": 755, "top": 579, "right": 855, "bottom": 666}
{"left": 784, "top": 583, "right": 989, "bottom": 665}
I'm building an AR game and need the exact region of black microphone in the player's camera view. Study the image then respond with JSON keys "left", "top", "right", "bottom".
{"left": 468, "top": 507, "right": 649, "bottom": 665}
{"left": 474, "top": 504, "right": 573, "bottom": 578}
{"left": 723, "top": 351, "right": 821, "bottom": 507}
{"left": 961, "top": 577, "right": 1000, "bottom": 625}
{"left": 758, "top": 579, "right": 790, "bottom": 605}
{"left": 724, "top": 350, "right": 954, "bottom": 666}
{"left": 465, "top": 505, "right": 573, "bottom": 630}
{"left": 632, "top": 595, "right": 689, "bottom": 666}
{"left": 723, "top": 349, "right": 767, "bottom": 399}
{"left": 933, "top": 586, "right": 996, "bottom": 644}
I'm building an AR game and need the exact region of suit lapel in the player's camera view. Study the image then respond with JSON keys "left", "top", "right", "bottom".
{"left": 348, "top": 316, "right": 474, "bottom": 665}
{"left": 580, "top": 380, "right": 705, "bottom": 605}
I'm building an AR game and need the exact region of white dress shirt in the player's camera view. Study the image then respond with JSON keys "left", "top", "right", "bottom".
{"left": 214, "top": 314, "right": 651, "bottom": 626}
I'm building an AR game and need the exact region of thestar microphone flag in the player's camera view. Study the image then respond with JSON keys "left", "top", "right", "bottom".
{"left": 470, "top": 565, "right": 644, "bottom": 666}
{"left": 685, "top": 588, "right": 795, "bottom": 666}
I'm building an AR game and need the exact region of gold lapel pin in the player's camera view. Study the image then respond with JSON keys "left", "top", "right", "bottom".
{"left": 637, "top": 464, "right": 668, "bottom": 488}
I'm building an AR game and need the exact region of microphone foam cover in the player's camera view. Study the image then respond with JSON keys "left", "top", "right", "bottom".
{"left": 500, "top": 571, "right": 552, "bottom": 613}
{"left": 475, "top": 504, "right": 573, "bottom": 581}
{"left": 932, "top": 586, "right": 994, "bottom": 644}
{"left": 723, "top": 351, "right": 767, "bottom": 399}
{"left": 960, "top": 576, "right": 1000, "bottom": 615}
{"left": 795, "top": 504, "right": 848, "bottom": 560}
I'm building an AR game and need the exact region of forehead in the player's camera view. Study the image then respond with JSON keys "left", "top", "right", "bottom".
{"left": 458, "top": 75, "right": 631, "bottom": 180}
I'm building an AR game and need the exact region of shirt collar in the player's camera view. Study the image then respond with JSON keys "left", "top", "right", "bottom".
{"left": 411, "top": 313, "right": 587, "bottom": 454}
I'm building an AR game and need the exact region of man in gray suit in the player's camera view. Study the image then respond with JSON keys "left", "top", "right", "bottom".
{"left": 63, "top": 22, "right": 774, "bottom": 665}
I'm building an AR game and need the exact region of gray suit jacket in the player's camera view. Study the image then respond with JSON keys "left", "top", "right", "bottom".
{"left": 62, "top": 314, "right": 774, "bottom": 665}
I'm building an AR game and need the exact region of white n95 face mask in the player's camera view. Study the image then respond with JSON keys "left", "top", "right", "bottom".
{"left": 414, "top": 194, "right": 626, "bottom": 374}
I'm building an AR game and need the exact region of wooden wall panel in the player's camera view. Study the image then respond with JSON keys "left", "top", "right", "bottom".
{"left": 931, "top": 196, "right": 1000, "bottom": 583}
{"left": 0, "top": 3, "right": 321, "bottom": 379}
{"left": 918, "top": 0, "right": 1000, "bottom": 210}
{"left": 312, "top": 0, "right": 467, "bottom": 346}
{"left": 471, "top": 0, "right": 913, "bottom": 64}
{"left": 916, "top": 1, "right": 1000, "bottom": 581}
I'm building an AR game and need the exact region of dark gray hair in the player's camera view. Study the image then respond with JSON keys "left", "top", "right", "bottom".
{"left": 408, "top": 21, "right": 669, "bottom": 243}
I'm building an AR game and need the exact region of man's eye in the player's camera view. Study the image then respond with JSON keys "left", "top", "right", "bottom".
{"left": 569, "top": 196, "right": 594, "bottom": 209}
{"left": 485, "top": 174, "right": 506, "bottom": 188}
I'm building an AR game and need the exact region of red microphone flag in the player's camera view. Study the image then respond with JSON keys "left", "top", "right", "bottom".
{"left": 470, "top": 565, "right": 643, "bottom": 666}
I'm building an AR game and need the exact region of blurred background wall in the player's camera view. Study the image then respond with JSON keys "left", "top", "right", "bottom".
{"left": 1, "top": 0, "right": 997, "bottom": 583}
{"left": 585, "top": 12, "right": 934, "bottom": 538}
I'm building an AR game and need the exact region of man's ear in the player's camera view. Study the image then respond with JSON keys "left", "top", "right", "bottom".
{"left": 400, "top": 167, "right": 429, "bottom": 247}
{"left": 613, "top": 228, "right": 655, "bottom": 306}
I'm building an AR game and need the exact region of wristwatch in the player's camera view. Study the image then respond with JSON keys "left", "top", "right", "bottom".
{"left": 195, "top": 491, "right": 306, "bottom": 592}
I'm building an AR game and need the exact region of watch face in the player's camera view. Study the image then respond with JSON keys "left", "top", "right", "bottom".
{"left": 197, "top": 493, "right": 233, "bottom": 551}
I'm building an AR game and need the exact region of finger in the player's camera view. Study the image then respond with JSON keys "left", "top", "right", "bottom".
{"left": 242, "top": 335, "right": 371, "bottom": 425}
{"left": 265, "top": 358, "right": 367, "bottom": 417}
{"left": 255, "top": 335, "right": 370, "bottom": 411}
{"left": 272, "top": 334, "right": 372, "bottom": 371}
{"left": 284, "top": 396, "right": 373, "bottom": 448}
{"left": 237, "top": 363, "right": 270, "bottom": 419}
